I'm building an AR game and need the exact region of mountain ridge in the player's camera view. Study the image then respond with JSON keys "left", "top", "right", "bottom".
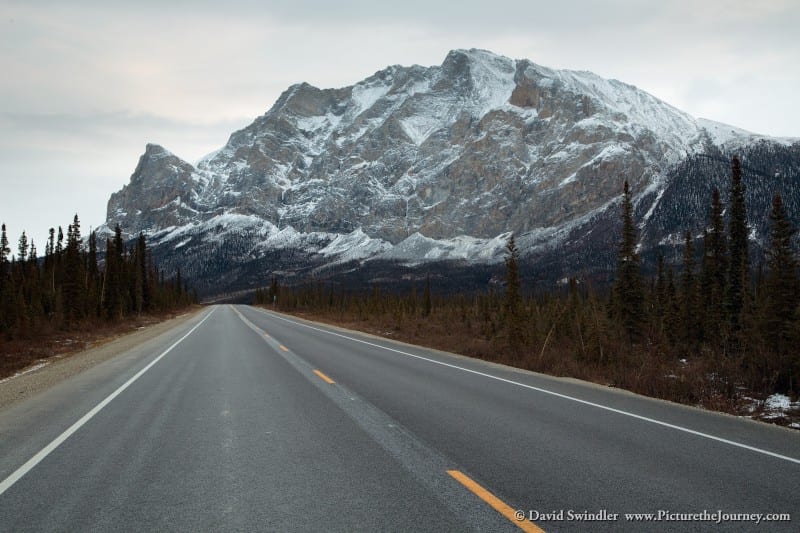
{"left": 100, "top": 49, "right": 799, "bottom": 295}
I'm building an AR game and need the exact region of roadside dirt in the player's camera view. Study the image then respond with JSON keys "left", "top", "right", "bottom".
{"left": 0, "top": 308, "right": 205, "bottom": 410}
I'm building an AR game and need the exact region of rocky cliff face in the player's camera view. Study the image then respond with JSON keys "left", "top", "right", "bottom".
{"left": 101, "top": 49, "right": 798, "bottom": 295}
{"left": 108, "top": 144, "right": 199, "bottom": 230}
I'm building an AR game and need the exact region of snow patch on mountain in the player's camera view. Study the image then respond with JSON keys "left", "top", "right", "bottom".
{"left": 400, "top": 115, "right": 442, "bottom": 146}
{"left": 552, "top": 69, "right": 702, "bottom": 154}
{"left": 376, "top": 231, "right": 510, "bottom": 265}
{"left": 696, "top": 118, "right": 797, "bottom": 148}
{"left": 319, "top": 228, "right": 392, "bottom": 262}
{"left": 460, "top": 49, "right": 518, "bottom": 118}
{"left": 351, "top": 81, "right": 391, "bottom": 116}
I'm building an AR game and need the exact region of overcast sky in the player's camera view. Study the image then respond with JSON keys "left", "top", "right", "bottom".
{"left": 1, "top": 0, "right": 798, "bottom": 248}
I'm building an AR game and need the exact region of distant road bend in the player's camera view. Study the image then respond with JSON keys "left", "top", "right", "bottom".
{"left": 0, "top": 305, "right": 797, "bottom": 532}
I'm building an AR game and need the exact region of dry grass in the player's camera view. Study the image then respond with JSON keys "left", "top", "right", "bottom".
{"left": 0, "top": 309, "right": 198, "bottom": 380}
{"left": 274, "top": 305, "right": 796, "bottom": 428}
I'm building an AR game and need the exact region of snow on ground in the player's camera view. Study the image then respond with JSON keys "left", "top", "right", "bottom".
{"left": 765, "top": 394, "right": 793, "bottom": 413}
{"left": 742, "top": 393, "right": 800, "bottom": 428}
{"left": 0, "top": 362, "right": 49, "bottom": 384}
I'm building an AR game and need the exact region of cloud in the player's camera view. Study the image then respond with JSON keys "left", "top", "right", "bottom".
{"left": 1, "top": 0, "right": 798, "bottom": 245}
{"left": 4, "top": 1, "right": 798, "bottom": 130}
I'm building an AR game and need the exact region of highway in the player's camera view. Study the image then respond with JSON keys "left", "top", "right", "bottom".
{"left": 0, "top": 304, "right": 797, "bottom": 532}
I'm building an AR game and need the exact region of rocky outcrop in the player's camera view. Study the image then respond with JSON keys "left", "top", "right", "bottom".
{"left": 106, "top": 144, "right": 200, "bottom": 231}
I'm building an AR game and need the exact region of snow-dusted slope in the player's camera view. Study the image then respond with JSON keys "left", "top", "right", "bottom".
{"left": 695, "top": 118, "right": 796, "bottom": 149}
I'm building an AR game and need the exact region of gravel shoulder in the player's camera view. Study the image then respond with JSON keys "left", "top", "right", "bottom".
{"left": 0, "top": 308, "right": 206, "bottom": 410}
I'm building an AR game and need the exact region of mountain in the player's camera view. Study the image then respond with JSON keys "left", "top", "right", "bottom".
{"left": 100, "top": 49, "right": 799, "bottom": 296}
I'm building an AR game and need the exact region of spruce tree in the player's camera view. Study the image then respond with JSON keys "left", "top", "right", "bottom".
{"left": 664, "top": 265, "right": 679, "bottom": 344}
{"left": 679, "top": 231, "right": 697, "bottom": 347}
{"left": 136, "top": 233, "right": 150, "bottom": 312}
{"left": 423, "top": 274, "right": 432, "bottom": 317}
{"left": 0, "top": 224, "right": 9, "bottom": 333}
{"left": 503, "top": 234, "right": 524, "bottom": 351}
{"left": 86, "top": 231, "right": 100, "bottom": 317}
{"left": 112, "top": 224, "right": 128, "bottom": 316}
{"left": 131, "top": 234, "right": 145, "bottom": 313}
{"left": 43, "top": 228, "right": 55, "bottom": 294}
{"left": 56, "top": 226, "right": 64, "bottom": 255}
{"left": 655, "top": 255, "right": 666, "bottom": 313}
{"left": 47, "top": 228, "right": 55, "bottom": 258}
{"left": 763, "top": 194, "right": 799, "bottom": 389}
{"left": 725, "top": 155, "right": 748, "bottom": 346}
{"left": 709, "top": 188, "right": 728, "bottom": 298}
{"left": 26, "top": 240, "right": 43, "bottom": 328}
{"left": 17, "top": 231, "right": 28, "bottom": 264}
{"left": 104, "top": 235, "right": 122, "bottom": 319}
{"left": 87, "top": 231, "right": 98, "bottom": 277}
{"left": 700, "top": 188, "right": 728, "bottom": 341}
{"left": 269, "top": 277, "right": 279, "bottom": 305}
{"left": 175, "top": 268, "right": 183, "bottom": 303}
{"left": 613, "top": 180, "right": 644, "bottom": 341}
{"left": 0, "top": 223, "right": 9, "bottom": 282}
{"left": 63, "top": 216, "right": 85, "bottom": 325}
{"left": 1, "top": 224, "right": 10, "bottom": 260}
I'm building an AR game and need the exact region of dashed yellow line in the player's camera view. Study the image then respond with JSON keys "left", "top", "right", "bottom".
{"left": 447, "top": 470, "right": 543, "bottom": 533}
{"left": 279, "top": 345, "right": 289, "bottom": 352}
{"left": 264, "top": 333, "right": 271, "bottom": 338}
{"left": 313, "top": 369, "right": 335, "bottom": 384}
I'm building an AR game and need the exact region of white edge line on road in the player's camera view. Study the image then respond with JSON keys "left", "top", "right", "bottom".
{"left": 256, "top": 308, "right": 800, "bottom": 466}
{"left": 0, "top": 306, "right": 217, "bottom": 497}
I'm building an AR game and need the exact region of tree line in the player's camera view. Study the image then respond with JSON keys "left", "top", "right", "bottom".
{"left": 610, "top": 156, "right": 799, "bottom": 394}
{"left": 256, "top": 155, "right": 799, "bottom": 409}
{"left": 0, "top": 215, "right": 195, "bottom": 340}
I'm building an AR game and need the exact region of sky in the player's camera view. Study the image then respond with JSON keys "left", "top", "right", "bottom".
{"left": 1, "top": 0, "right": 798, "bottom": 249}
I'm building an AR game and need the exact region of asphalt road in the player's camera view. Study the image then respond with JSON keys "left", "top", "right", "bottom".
{"left": 0, "top": 305, "right": 797, "bottom": 532}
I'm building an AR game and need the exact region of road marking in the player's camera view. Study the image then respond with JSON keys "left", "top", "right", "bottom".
{"left": 279, "top": 345, "right": 289, "bottom": 352}
{"left": 232, "top": 306, "right": 526, "bottom": 532}
{"left": 447, "top": 470, "right": 543, "bottom": 533}
{"left": 0, "top": 307, "right": 217, "bottom": 497}
{"left": 257, "top": 309, "right": 800, "bottom": 466}
{"left": 313, "top": 369, "right": 335, "bottom": 384}
{"left": 264, "top": 333, "right": 270, "bottom": 338}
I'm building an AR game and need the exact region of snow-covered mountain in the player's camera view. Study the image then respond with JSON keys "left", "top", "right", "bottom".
{"left": 101, "top": 49, "right": 799, "bottom": 294}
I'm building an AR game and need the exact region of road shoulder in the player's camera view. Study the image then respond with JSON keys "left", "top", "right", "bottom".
{"left": 0, "top": 308, "right": 206, "bottom": 411}
{"left": 250, "top": 306, "right": 800, "bottom": 437}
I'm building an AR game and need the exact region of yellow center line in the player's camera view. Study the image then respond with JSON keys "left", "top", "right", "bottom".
{"left": 313, "top": 369, "right": 335, "bottom": 384}
{"left": 447, "top": 470, "right": 543, "bottom": 533}
{"left": 279, "top": 345, "right": 289, "bottom": 352}
{"left": 264, "top": 333, "right": 271, "bottom": 338}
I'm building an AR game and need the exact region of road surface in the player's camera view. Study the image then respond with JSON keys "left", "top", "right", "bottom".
{"left": 0, "top": 305, "right": 797, "bottom": 532}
